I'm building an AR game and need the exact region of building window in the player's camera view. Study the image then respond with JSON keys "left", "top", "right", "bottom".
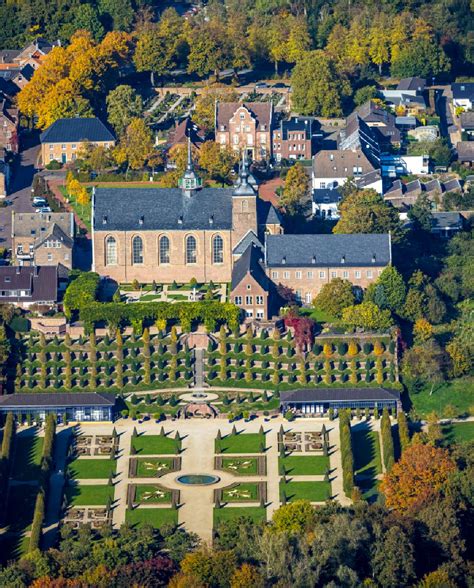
{"left": 233, "top": 135, "right": 239, "bottom": 145}
{"left": 159, "top": 236, "right": 170, "bottom": 264}
{"left": 284, "top": 271, "right": 290, "bottom": 279}
{"left": 132, "top": 236, "right": 143, "bottom": 264}
{"left": 320, "top": 182, "right": 326, "bottom": 189}
{"left": 72, "top": 144, "right": 76, "bottom": 150}
{"left": 256, "top": 295, "right": 264, "bottom": 305}
{"left": 241, "top": 200, "right": 248, "bottom": 212}
{"left": 331, "top": 271, "right": 337, "bottom": 278}
{"left": 256, "top": 310, "right": 264, "bottom": 319}
{"left": 366, "top": 270, "right": 373, "bottom": 278}
{"left": 186, "top": 235, "right": 197, "bottom": 264}
{"left": 272, "top": 271, "right": 279, "bottom": 279}
{"left": 245, "top": 309, "right": 253, "bottom": 318}
{"left": 296, "top": 290, "right": 302, "bottom": 301}
{"left": 235, "top": 296, "right": 242, "bottom": 305}
{"left": 47, "top": 253, "right": 53, "bottom": 261}
{"left": 305, "top": 292, "right": 312, "bottom": 304}
{"left": 343, "top": 271, "right": 349, "bottom": 278}
{"left": 61, "top": 144, "right": 66, "bottom": 150}
{"left": 355, "top": 271, "right": 361, "bottom": 279}
{"left": 295, "top": 271, "right": 302, "bottom": 279}
{"left": 212, "top": 234, "right": 224, "bottom": 264}
{"left": 307, "top": 271, "right": 313, "bottom": 279}
{"left": 105, "top": 236, "right": 117, "bottom": 265}
{"left": 319, "top": 271, "right": 325, "bottom": 278}
{"left": 245, "top": 295, "right": 253, "bottom": 305}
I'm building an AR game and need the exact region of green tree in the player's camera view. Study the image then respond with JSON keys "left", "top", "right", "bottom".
{"left": 291, "top": 50, "right": 351, "bottom": 117}
{"left": 119, "top": 118, "right": 154, "bottom": 171}
{"left": 99, "top": 0, "right": 134, "bottom": 31}
{"left": 280, "top": 162, "right": 308, "bottom": 215}
{"left": 68, "top": 4, "right": 104, "bottom": 41}
{"left": 334, "top": 189, "right": 403, "bottom": 242}
{"left": 365, "top": 266, "right": 406, "bottom": 313}
{"left": 354, "top": 85, "right": 378, "bottom": 106}
{"left": 313, "top": 278, "right": 355, "bottom": 318}
{"left": 342, "top": 302, "right": 393, "bottom": 331}
{"left": 372, "top": 526, "right": 416, "bottom": 588}
{"left": 106, "top": 85, "right": 143, "bottom": 137}
{"left": 391, "top": 36, "right": 451, "bottom": 79}
{"left": 272, "top": 500, "right": 315, "bottom": 534}
{"left": 198, "top": 141, "right": 237, "bottom": 185}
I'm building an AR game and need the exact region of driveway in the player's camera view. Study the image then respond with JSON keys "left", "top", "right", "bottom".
{"left": 0, "top": 132, "right": 40, "bottom": 250}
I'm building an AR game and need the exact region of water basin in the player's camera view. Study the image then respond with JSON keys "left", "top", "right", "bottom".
{"left": 176, "top": 474, "right": 220, "bottom": 485}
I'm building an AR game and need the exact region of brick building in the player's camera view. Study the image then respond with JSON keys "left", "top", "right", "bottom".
{"left": 272, "top": 116, "right": 320, "bottom": 162}
{"left": 0, "top": 265, "right": 58, "bottom": 309}
{"left": 230, "top": 243, "right": 270, "bottom": 320}
{"left": 0, "top": 93, "right": 19, "bottom": 153}
{"left": 215, "top": 102, "right": 273, "bottom": 160}
{"left": 40, "top": 117, "right": 115, "bottom": 166}
{"left": 264, "top": 233, "right": 391, "bottom": 304}
{"left": 12, "top": 211, "right": 74, "bottom": 274}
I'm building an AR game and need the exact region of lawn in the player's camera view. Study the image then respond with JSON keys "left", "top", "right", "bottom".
{"left": 134, "top": 484, "right": 172, "bottom": 504}
{"left": 408, "top": 378, "right": 474, "bottom": 418}
{"left": 65, "top": 483, "right": 114, "bottom": 506}
{"left": 68, "top": 458, "right": 117, "bottom": 479}
{"left": 222, "top": 483, "right": 259, "bottom": 503}
{"left": 442, "top": 422, "right": 474, "bottom": 446}
{"left": 302, "top": 307, "right": 338, "bottom": 324}
{"left": 11, "top": 431, "right": 43, "bottom": 481}
{"left": 214, "top": 506, "right": 266, "bottom": 526}
{"left": 280, "top": 481, "right": 331, "bottom": 503}
{"left": 221, "top": 457, "right": 258, "bottom": 476}
{"left": 136, "top": 457, "right": 174, "bottom": 477}
{"left": 126, "top": 507, "right": 178, "bottom": 528}
{"left": 59, "top": 186, "right": 92, "bottom": 232}
{"left": 216, "top": 433, "right": 265, "bottom": 454}
{"left": 131, "top": 434, "right": 179, "bottom": 455}
{"left": 279, "top": 455, "right": 329, "bottom": 476}
{"left": 352, "top": 427, "right": 382, "bottom": 503}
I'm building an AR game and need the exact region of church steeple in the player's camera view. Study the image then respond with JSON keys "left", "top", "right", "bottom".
{"left": 179, "top": 136, "right": 202, "bottom": 197}
{"left": 233, "top": 151, "right": 256, "bottom": 197}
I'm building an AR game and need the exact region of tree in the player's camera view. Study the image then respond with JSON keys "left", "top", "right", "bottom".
{"left": 106, "top": 85, "right": 143, "bottom": 137}
{"left": 198, "top": 142, "right": 237, "bottom": 185}
{"left": 413, "top": 318, "right": 434, "bottom": 343}
{"left": 401, "top": 340, "right": 447, "bottom": 394}
{"left": 342, "top": 302, "right": 393, "bottom": 331}
{"left": 372, "top": 526, "right": 416, "bottom": 588}
{"left": 291, "top": 50, "right": 351, "bottom": 117}
{"left": 397, "top": 411, "right": 410, "bottom": 453}
{"left": 120, "top": 118, "right": 154, "bottom": 171}
{"left": 179, "top": 548, "right": 237, "bottom": 587}
{"left": 272, "top": 500, "right": 315, "bottom": 534}
{"left": 186, "top": 17, "right": 232, "bottom": 79}
{"left": 381, "top": 443, "right": 456, "bottom": 514}
{"left": 391, "top": 35, "right": 451, "bottom": 79}
{"left": 99, "top": 0, "right": 134, "bottom": 31}
{"left": 381, "top": 408, "right": 395, "bottom": 471}
{"left": 365, "top": 266, "right": 406, "bottom": 313}
{"left": 408, "top": 193, "right": 433, "bottom": 232}
{"left": 354, "top": 86, "right": 378, "bottom": 106}
{"left": 334, "top": 189, "right": 403, "bottom": 242}
{"left": 193, "top": 87, "right": 239, "bottom": 132}
{"left": 280, "top": 163, "right": 308, "bottom": 215}
{"left": 67, "top": 4, "right": 104, "bottom": 41}
{"left": 313, "top": 278, "right": 355, "bottom": 318}
{"left": 76, "top": 186, "right": 91, "bottom": 216}
{"left": 230, "top": 564, "right": 264, "bottom": 588}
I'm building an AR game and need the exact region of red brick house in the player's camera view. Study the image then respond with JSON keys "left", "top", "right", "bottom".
{"left": 0, "top": 93, "right": 19, "bottom": 153}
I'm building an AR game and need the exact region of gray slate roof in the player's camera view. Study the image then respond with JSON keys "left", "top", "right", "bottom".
{"left": 266, "top": 234, "right": 391, "bottom": 267}
{"left": 452, "top": 83, "right": 474, "bottom": 101}
{"left": 231, "top": 243, "right": 268, "bottom": 289}
{"left": 40, "top": 117, "right": 115, "bottom": 144}
{"left": 431, "top": 212, "right": 464, "bottom": 230}
{"left": 0, "top": 392, "right": 116, "bottom": 408}
{"left": 94, "top": 187, "right": 234, "bottom": 231}
{"left": 313, "top": 188, "right": 342, "bottom": 204}
{"left": 0, "top": 266, "right": 57, "bottom": 302}
{"left": 397, "top": 77, "right": 426, "bottom": 92}
{"left": 257, "top": 199, "right": 282, "bottom": 225}
{"left": 233, "top": 230, "right": 263, "bottom": 255}
{"left": 280, "top": 387, "right": 400, "bottom": 403}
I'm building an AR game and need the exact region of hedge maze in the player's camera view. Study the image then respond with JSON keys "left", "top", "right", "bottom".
{"left": 205, "top": 328, "right": 398, "bottom": 389}
{"left": 15, "top": 329, "right": 194, "bottom": 394}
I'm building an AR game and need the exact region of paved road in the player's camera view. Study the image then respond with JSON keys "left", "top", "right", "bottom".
{"left": 0, "top": 133, "right": 40, "bottom": 250}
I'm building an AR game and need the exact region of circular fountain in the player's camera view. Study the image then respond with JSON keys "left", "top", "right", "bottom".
{"left": 176, "top": 474, "right": 220, "bottom": 486}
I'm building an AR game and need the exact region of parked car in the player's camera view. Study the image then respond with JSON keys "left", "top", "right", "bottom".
{"left": 36, "top": 206, "right": 52, "bottom": 213}
{"left": 33, "top": 197, "right": 47, "bottom": 207}
{"left": 255, "top": 82, "right": 268, "bottom": 88}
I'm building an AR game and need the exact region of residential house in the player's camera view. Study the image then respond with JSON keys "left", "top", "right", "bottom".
{"left": 380, "top": 79, "right": 427, "bottom": 115}
{"left": 11, "top": 211, "right": 74, "bottom": 274}
{"left": 452, "top": 83, "right": 474, "bottom": 111}
{"left": 215, "top": 102, "right": 273, "bottom": 160}
{"left": 272, "top": 116, "right": 320, "bottom": 162}
{"left": 457, "top": 142, "right": 474, "bottom": 166}
{"left": 0, "top": 265, "right": 58, "bottom": 309}
{"left": 396, "top": 77, "right": 426, "bottom": 94}
{"left": 0, "top": 93, "right": 19, "bottom": 153}
{"left": 430, "top": 212, "right": 464, "bottom": 237}
{"left": 166, "top": 117, "right": 206, "bottom": 150}
{"left": 345, "top": 101, "right": 401, "bottom": 149}
{"left": 460, "top": 112, "right": 474, "bottom": 138}
{"left": 338, "top": 116, "right": 381, "bottom": 164}
{"left": 264, "top": 233, "right": 391, "bottom": 304}
{"left": 40, "top": 117, "right": 115, "bottom": 166}
{"left": 312, "top": 149, "right": 382, "bottom": 193}
{"left": 312, "top": 188, "right": 343, "bottom": 219}
{"left": 384, "top": 177, "right": 463, "bottom": 209}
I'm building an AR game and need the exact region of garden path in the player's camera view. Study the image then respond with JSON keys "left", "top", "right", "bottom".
{"left": 112, "top": 428, "right": 132, "bottom": 528}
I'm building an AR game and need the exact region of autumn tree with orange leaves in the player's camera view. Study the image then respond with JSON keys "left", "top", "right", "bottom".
{"left": 380, "top": 443, "right": 456, "bottom": 514}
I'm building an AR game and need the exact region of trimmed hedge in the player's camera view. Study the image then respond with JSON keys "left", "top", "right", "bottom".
{"left": 0, "top": 413, "right": 15, "bottom": 523}
{"left": 381, "top": 408, "right": 395, "bottom": 472}
{"left": 339, "top": 410, "right": 354, "bottom": 497}
{"left": 397, "top": 411, "right": 410, "bottom": 454}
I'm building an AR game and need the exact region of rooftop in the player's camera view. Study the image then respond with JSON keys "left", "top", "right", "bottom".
{"left": 40, "top": 117, "right": 115, "bottom": 144}
{"left": 0, "top": 266, "right": 57, "bottom": 302}
{"left": 280, "top": 387, "right": 400, "bottom": 403}
{"left": 431, "top": 212, "right": 464, "bottom": 230}
{"left": 12, "top": 211, "right": 74, "bottom": 239}
{"left": 396, "top": 77, "right": 426, "bottom": 92}
{"left": 0, "top": 392, "right": 116, "bottom": 408}
{"left": 265, "top": 234, "right": 391, "bottom": 268}
{"left": 313, "top": 149, "right": 376, "bottom": 179}
{"left": 452, "top": 82, "right": 474, "bottom": 100}
{"left": 231, "top": 243, "right": 268, "bottom": 289}
{"left": 216, "top": 102, "right": 272, "bottom": 131}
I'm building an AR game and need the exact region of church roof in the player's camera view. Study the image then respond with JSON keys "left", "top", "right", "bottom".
{"left": 231, "top": 244, "right": 268, "bottom": 289}
{"left": 232, "top": 230, "right": 263, "bottom": 255}
{"left": 94, "top": 187, "right": 234, "bottom": 231}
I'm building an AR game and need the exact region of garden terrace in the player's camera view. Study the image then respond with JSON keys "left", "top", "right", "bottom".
{"left": 352, "top": 426, "right": 382, "bottom": 502}
{"left": 65, "top": 483, "right": 115, "bottom": 507}
{"left": 213, "top": 506, "right": 266, "bottom": 526}
{"left": 214, "top": 456, "right": 266, "bottom": 476}
{"left": 279, "top": 455, "right": 330, "bottom": 476}
{"left": 215, "top": 482, "right": 266, "bottom": 504}
{"left": 131, "top": 432, "right": 181, "bottom": 455}
{"left": 127, "top": 483, "right": 179, "bottom": 507}
{"left": 280, "top": 480, "right": 331, "bottom": 503}
{"left": 205, "top": 331, "right": 398, "bottom": 390}
{"left": 129, "top": 457, "right": 181, "bottom": 478}
{"left": 14, "top": 331, "right": 194, "bottom": 393}
{"left": 125, "top": 507, "right": 178, "bottom": 528}
{"left": 67, "top": 457, "right": 117, "bottom": 480}
{"left": 215, "top": 430, "right": 266, "bottom": 454}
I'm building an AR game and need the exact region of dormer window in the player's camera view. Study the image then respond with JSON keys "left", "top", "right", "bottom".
{"left": 311, "top": 256, "right": 316, "bottom": 264}
{"left": 240, "top": 113, "right": 245, "bottom": 120}
{"left": 372, "top": 254, "right": 376, "bottom": 263}
{"left": 139, "top": 215, "right": 144, "bottom": 226}
{"left": 102, "top": 215, "right": 107, "bottom": 225}
{"left": 341, "top": 256, "right": 345, "bottom": 264}
{"left": 209, "top": 215, "right": 214, "bottom": 226}
{"left": 281, "top": 256, "right": 286, "bottom": 264}
{"left": 178, "top": 216, "right": 183, "bottom": 225}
